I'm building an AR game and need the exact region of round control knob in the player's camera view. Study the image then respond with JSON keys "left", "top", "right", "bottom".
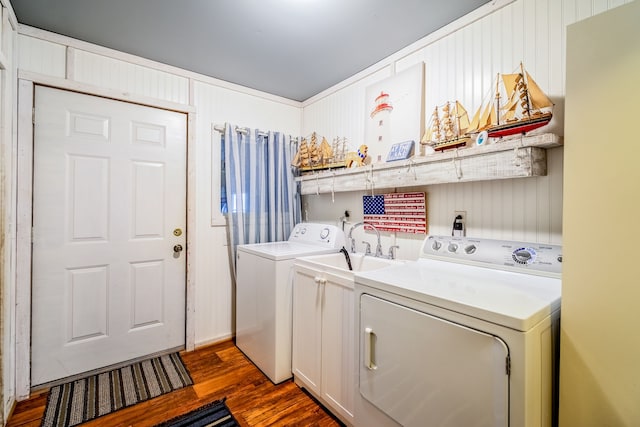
{"left": 431, "top": 241, "right": 442, "bottom": 251}
{"left": 512, "top": 247, "right": 536, "bottom": 264}
{"left": 464, "top": 244, "right": 477, "bottom": 255}
{"left": 448, "top": 242, "right": 458, "bottom": 253}
{"left": 300, "top": 227, "right": 307, "bottom": 234}
{"left": 320, "top": 227, "right": 330, "bottom": 239}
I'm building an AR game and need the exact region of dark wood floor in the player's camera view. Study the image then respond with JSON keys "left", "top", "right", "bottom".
{"left": 7, "top": 340, "right": 341, "bottom": 426}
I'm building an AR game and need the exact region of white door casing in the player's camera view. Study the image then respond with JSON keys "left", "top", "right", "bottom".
{"left": 31, "top": 86, "right": 187, "bottom": 386}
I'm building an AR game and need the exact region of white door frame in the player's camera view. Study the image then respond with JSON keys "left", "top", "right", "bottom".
{"left": 15, "top": 73, "right": 197, "bottom": 399}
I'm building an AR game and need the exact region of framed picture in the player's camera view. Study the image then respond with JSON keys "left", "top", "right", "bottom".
{"left": 365, "top": 62, "right": 425, "bottom": 163}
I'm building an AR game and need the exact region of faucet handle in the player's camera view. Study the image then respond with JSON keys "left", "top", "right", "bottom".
{"left": 362, "top": 241, "right": 371, "bottom": 255}
{"left": 388, "top": 245, "right": 400, "bottom": 259}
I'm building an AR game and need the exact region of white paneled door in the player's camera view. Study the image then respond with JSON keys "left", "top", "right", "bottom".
{"left": 31, "top": 86, "right": 187, "bottom": 386}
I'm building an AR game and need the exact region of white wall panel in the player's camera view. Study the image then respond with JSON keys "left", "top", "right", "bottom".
{"left": 302, "top": 66, "right": 390, "bottom": 151}
{"left": 301, "top": 0, "right": 630, "bottom": 250}
{"left": 73, "top": 50, "right": 189, "bottom": 105}
{"left": 17, "top": 35, "right": 65, "bottom": 77}
{"left": 191, "top": 80, "right": 300, "bottom": 345}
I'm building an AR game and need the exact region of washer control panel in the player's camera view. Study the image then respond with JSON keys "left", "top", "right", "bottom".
{"left": 422, "top": 235, "right": 562, "bottom": 275}
{"left": 289, "top": 223, "right": 346, "bottom": 248}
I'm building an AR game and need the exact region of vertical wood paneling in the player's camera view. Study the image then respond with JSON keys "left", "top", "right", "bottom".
{"left": 302, "top": 66, "right": 389, "bottom": 150}
{"left": 300, "top": 0, "right": 634, "bottom": 250}
{"left": 72, "top": 50, "right": 189, "bottom": 104}
{"left": 17, "top": 35, "right": 65, "bottom": 77}
{"left": 192, "top": 80, "right": 300, "bottom": 345}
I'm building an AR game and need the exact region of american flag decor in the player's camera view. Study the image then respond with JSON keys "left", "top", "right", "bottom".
{"left": 362, "top": 192, "right": 427, "bottom": 234}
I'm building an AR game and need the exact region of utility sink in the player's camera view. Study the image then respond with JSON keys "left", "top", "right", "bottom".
{"left": 294, "top": 252, "right": 404, "bottom": 286}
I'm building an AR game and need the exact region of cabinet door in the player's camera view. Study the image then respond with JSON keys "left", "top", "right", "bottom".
{"left": 360, "top": 294, "right": 509, "bottom": 427}
{"left": 322, "top": 281, "right": 355, "bottom": 421}
{"left": 291, "top": 269, "right": 322, "bottom": 393}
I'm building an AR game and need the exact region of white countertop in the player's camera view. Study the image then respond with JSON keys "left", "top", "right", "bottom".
{"left": 355, "top": 258, "right": 561, "bottom": 332}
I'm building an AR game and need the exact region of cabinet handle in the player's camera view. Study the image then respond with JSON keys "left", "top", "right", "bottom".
{"left": 364, "top": 327, "right": 377, "bottom": 370}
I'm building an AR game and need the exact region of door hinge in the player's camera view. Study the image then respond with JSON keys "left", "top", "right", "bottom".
{"left": 505, "top": 355, "right": 511, "bottom": 376}
{"left": 32, "top": 107, "right": 35, "bottom": 125}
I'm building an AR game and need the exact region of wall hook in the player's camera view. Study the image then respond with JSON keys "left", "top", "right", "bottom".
{"left": 331, "top": 172, "right": 336, "bottom": 203}
{"left": 314, "top": 171, "right": 320, "bottom": 195}
{"left": 405, "top": 159, "right": 417, "bottom": 180}
{"left": 452, "top": 148, "right": 463, "bottom": 180}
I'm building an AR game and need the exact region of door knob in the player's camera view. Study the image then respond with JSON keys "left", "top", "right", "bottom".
{"left": 173, "top": 244, "right": 183, "bottom": 253}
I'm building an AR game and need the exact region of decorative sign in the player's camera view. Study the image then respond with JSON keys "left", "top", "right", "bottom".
{"left": 386, "top": 140, "right": 415, "bottom": 162}
{"left": 363, "top": 192, "right": 427, "bottom": 234}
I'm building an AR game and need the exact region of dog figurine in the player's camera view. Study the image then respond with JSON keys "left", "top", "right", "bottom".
{"left": 345, "top": 145, "right": 369, "bottom": 168}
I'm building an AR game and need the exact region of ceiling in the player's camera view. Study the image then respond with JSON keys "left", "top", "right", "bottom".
{"left": 10, "top": 0, "right": 489, "bottom": 102}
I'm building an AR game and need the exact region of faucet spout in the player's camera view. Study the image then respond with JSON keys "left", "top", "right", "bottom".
{"left": 339, "top": 246, "right": 353, "bottom": 271}
{"left": 347, "top": 221, "right": 364, "bottom": 253}
{"left": 348, "top": 221, "right": 381, "bottom": 256}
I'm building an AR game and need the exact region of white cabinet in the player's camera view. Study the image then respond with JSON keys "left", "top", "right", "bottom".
{"left": 292, "top": 265, "right": 355, "bottom": 425}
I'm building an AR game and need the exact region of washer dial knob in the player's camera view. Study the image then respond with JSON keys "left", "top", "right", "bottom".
{"left": 431, "top": 241, "right": 442, "bottom": 251}
{"left": 320, "top": 227, "right": 330, "bottom": 239}
{"left": 448, "top": 242, "right": 459, "bottom": 253}
{"left": 512, "top": 247, "right": 537, "bottom": 264}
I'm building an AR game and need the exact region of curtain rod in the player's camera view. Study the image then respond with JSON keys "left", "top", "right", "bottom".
{"left": 214, "top": 124, "right": 298, "bottom": 142}
{"left": 214, "top": 124, "right": 268, "bottom": 137}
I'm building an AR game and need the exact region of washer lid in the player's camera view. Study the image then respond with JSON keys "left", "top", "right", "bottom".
{"left": 355, "top": 258, "right": 561, "bottom": 332}
{"left": 237, "top": 241, "right": 341, "bottom": 261}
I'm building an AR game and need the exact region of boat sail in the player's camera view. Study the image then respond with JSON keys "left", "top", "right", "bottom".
{"left": 468, "top": 63, "right": 554, "bottom": 138}
{"left": 292, "top": 132, "right": 344, "bottom": 172}
{"left": 421, "top": 101, "right": 471, "bottom": 151}
{"left": 292, "top": 132, "right": 321, "bottom": 168}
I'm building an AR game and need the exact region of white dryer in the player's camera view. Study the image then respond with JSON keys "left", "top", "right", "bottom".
{"left": 353, "top": 235, "right": 562, "bottom": 427}
{"left": 235, "top": 223, "right": 346, "bottom": 384}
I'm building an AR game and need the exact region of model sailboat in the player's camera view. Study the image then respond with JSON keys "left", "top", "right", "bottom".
{"left": 292, "top": 132, "right": 321, "bottom": 169}
{"left": 421, "top": 101, "right": 471, "bottom": 151}
{"left": 292, "top": 132, "right": 345, "bottom": 172}
{"left": 468, "top": 63, "right": 554, "bottom": 138}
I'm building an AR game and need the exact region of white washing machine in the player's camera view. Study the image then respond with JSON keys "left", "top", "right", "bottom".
{"left": 353, "top": 235, "right": 562, "bottom": 427}
{"left": 235, "top": 222, "right": 346, "bottom": 384}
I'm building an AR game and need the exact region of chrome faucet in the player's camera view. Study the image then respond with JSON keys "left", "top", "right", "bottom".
{"left": 348, "top": 221, "right": 382, "bottom": 256}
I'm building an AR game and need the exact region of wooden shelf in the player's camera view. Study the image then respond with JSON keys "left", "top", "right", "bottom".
{"left": 296, "top": 133, "right": 562, "bottom": 195}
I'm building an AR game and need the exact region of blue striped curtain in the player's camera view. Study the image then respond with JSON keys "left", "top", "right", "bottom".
{"left": 222, "top": 123, "right": 301, "bottom": 270}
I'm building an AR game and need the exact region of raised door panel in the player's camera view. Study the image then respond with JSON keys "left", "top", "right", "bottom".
{"left": 321, "top": 281, "right": 355, "bottom": 422}
{"left": 291, "top": 269, "right": 322, "bottom": 393}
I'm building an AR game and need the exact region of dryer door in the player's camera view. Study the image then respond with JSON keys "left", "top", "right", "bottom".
{"left": 360, "top": 294, "right": 509, "bottom": 427}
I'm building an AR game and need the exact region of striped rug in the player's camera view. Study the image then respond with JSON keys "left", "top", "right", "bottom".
{"left": 155, "top": 398, "right": 239, "bottom": 427}
{"left": 41, "top": 352, "right": 193, "bottom": 427}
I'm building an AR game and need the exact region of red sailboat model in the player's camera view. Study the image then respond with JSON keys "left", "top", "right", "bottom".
{"left": 468, "top": 63, "right": 554, "bottom": 138}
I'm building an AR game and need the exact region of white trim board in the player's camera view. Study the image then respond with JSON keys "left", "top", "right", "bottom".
{"left": 15, "top": 77, "right": 197, "bottom": 399}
